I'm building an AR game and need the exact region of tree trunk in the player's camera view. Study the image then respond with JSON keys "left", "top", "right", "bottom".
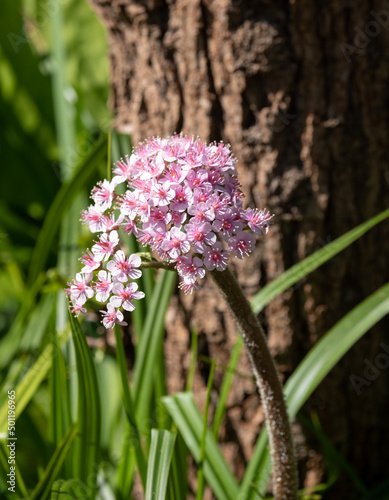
{"left": 91, "top": 0, "right": 389, "bottom": 497}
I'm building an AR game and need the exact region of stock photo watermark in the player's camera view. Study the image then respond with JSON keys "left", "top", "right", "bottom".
{"left": 4, "top": 390, "right": 17, "bottom": 493}
{"left": 349, "top": 342, "right": 389, "bottom": 395}
{"left": 7, "top": 0, "right": 67, "bottom": 54}
{"left": 340, "top": 7, "right": 389, "bottom": 63}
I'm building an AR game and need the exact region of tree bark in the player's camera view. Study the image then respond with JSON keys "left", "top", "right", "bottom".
{"left": 91, "top": 0, "right": 389, "bottom": 497}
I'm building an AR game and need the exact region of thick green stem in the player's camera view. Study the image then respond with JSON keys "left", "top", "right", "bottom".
{"left": 210, "top": 266, "right": 298, "bottom": 500}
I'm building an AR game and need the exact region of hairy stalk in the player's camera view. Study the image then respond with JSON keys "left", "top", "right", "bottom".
{"left": 210, "top": 266, "right": 298, "bottom": 500}
{"left": 138, "top": 253, "right": 176, "bottom": 270}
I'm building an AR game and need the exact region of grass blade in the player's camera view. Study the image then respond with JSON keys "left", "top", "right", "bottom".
{"left": 69, "top": 312, "right": 101, "bottom": 496}
{"left": 29, "top": 423, "right": 78, "bottom": 500}
{"left": 251, "top": 208, "right": 389, "bottom": 313}
{"left": 133, "top": 270, "right": 176, "bottom": 422}
{"left": 163, "top": 392, "right": 239, "bottom": 500}
{"left": 50, "top": 326, "right": 72, "bottom": 449}
{"left": 197, "top": 358, "right": 216, "bottom": 500}
{"left": 0, "top": 273, "right": 46, "bottom": 369}
{"left": 168, "top": 433, "right": 188, "bottom": 500}
{"left": 212, "top": 337, "right": 243, "bottom": 440}
{"left": 114, "top": 325, "right": 147, "bottom": 489}
{"left": 145, "top": 429, "right": 176, "bottom": 500}
{"left": 240, "top": 282, "right": 389, "bottom": 499}
{"left": 27, "top": 135, "right": 107, "bottom": 286}
{"left": 0, "top": 345, "right": 53, "bottom": 433}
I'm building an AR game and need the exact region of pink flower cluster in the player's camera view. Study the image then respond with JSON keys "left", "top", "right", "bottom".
{"left": 66, "top": 135, "right": 272, "bottom": 327}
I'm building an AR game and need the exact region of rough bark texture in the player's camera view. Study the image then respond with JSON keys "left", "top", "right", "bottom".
{"left": 90, "top": 0, "right": 389, "bottom": 497}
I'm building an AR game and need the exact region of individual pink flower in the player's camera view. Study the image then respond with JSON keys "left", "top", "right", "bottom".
{"left": 149, "top": 180, "right": 175, "bottom": 206}
{"left": 148, "top": 206, "right": 172, "bottom": 229}
{"left": 122, "top": 217, "right": 138, "bottom": 236}
{"left": 94, "top": 270, "right": 113, "bottom": 302}
{"left": 185, "top": 222, "right": 216, "bottom": 253}
{"left": 71, "top": 303, "right": 87, "bottom": 318}
{"left": 110, "top": 282, "right": 145, "bottom": 311}
{"left": 66, "top": 272, "right": 94, "bottom": 306}
{"left": 160, "top": 163, "right": 187, "bottom": 184}
{"left": 184, "top": 169, "right": 209, "bottom": 190}
{"left": 100, "top": 303, "right": 128, "bottom": 328}
{"left": 80, "top": 249, "right": 101, "bottom": 273}
{"left": 113, "top": 154, "right": 136, "bottom": 184}
{"left": 107, "top": 251, "right": 142, "bottom": 281}
{"left": 169, "top": 184, "right": 192, "bottom": 212}
{"left": 138, "top": 152, "right": 166, "bottom": 179}
{"left": 241, "top": 208, "right": 272, "bottom": 235}
{"left": 203, "top": 242, "right": 229, "bottom": 271}
{"left": 228, "top": 231, "right": 256, "bottom": 259}
{"left": 120, "top": 190, "right": 144, "bottom": 219}
{"left": 212, "top": 208, "right": 243, "bottom": 238}
{"left": 91, "top": 179, "right": 116, "bottom": 210}
{"left": 81, "top": 205, "right": 105, "bottom": 233}
{"left": 92, "top": 230, "right": 120, "bottom": 262}
{"left": 176, "top": 255, "right": 205, "bottom": 283}
{"left": 187, "top": 201, "right": 215, "bottom": 222}
{"left": 192, "top": 186, "right": 213, "bottom": 205}
{"left": 161, "top": 226, "right": 190, "bottom": 259}
{"left": 100, "top": 213, "right": 124, "bottom": 233}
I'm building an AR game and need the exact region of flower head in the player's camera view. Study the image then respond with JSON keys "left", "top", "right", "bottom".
{"left": 67, "top": 135, "right": 273, "bottom": 327}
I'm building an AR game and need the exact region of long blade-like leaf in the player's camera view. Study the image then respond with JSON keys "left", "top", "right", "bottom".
{"left": 251, "top": 208, "right": 389, "bottom": 313}
{"left": 69, "top": 312, "right": 101, "bottom": 496}
{"left": 197, "top": 358, "right": 216, "bottom": 500}
{"left": 145, "top": 429, "right": 176, "bottom": 500}
{"left": 114, "top": 325, "right": 147, "bottom": 489}
{"left": 240, "top": 282, "right": 389, "bottom": 499}
{"left": 29, "top": 423, "right": 78, "bottom": 500}
{"left": 0, "top": 344, "right": 53, "bottom": 433}
{"left": 212, "top": 337, "right": 243, "bottom": 440}
{"left": 133, "top": 270, "right": 176, "bottom": 421}
{"left": 0, "top": 273, "right": 46, "bottom": 369}
{"left": 28, "top": 135, "right": 107, "bottom": 286}
{"left": 163, "top": 392, "right": 239, "bottom": 500}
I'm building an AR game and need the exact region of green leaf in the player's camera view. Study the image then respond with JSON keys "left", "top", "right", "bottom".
{"left": 212, "top": 337, "right": 243, "bottom": 440}
{"left": 69, "top": 312, "right": 101, "bottom": 496}
{"left": 27, "top": 134, "right": 107, "bottom": 286}
{"left": 240, "top": 282, "right": 389, "bottom": 499}
{"left": 251, "top": 208, "right": 389, "bottom": 313}
{"left": 29, "top": 423, "right": 78, "bottom": 500}
{"left": 133, "top": 270, "right": 176, "bottom": 422}
{"left": 285, "top": 282, "right": 389, "bottom": 416}
{"left": 114, "top": 325, "right": 147, "bottom": 489}
{"left": 0, "top": 344, "right": 53, "bottom": 433}
{"left": 0, "top": 273, "right": 46, "bottom": 369}
{"left": 145, "top": 429, "right": 176, "bottom": 500}
{"left": 50, "top": 326, "right": 72, "bottom": 449}
{"left": 168, "top": 434, "right": 188, "bottom": 500}
{"left": 197, "top": 358, "right": 216, "bottom": 500}
{"left": 50, "top": 478, "right": 90, "bottom": 499}
{"left": 19, "top": 293, "right": 55, "bottom": 351}
{"left": 163, "top": 392, "right": 239, "bottom": 500}
{"left": 116, "top": 270, "right": 175, "bottom": 498}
